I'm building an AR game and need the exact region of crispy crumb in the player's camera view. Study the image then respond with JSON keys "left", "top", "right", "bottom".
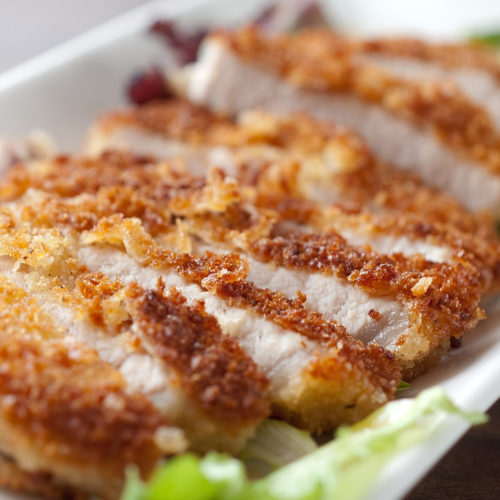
{"left": 411, "top": 276, "right": 433, "bottom": 297}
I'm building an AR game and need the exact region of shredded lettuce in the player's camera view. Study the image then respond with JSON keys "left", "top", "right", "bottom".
{"left": 122, "top": 387, "right": 486, "bottom": 500}
{"left": 240, "top": 419, "right": 317, "bottom": 476}
{"left": 121, "top": 455, "right": 245, "bottom": 500}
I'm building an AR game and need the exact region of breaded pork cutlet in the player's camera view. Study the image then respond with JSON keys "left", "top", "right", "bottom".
{"left": 0, "top": 275, "right": 172, "bottom": 498}
{"left": 0, "top": 244, "right": 269, "bottom": 455}
{"left": 177, "top": 27, "right": 500, "bottom": 214}
{"left": 0, "top": 205, "right": 269, "bottom": 454}
{"left": 85, "top": 100, "right": 488, "bottom": 231}
{"left": 0, "top": 154, "right": 400, "bottom": 435}
{"left": 352, "top": 36, "right": 500, "bottom": 130}
{"left": 85, "top": 99, "right": 500, "bottom": 291}
{"left": 1, "top": 152, "right": 485, "bottom": 380}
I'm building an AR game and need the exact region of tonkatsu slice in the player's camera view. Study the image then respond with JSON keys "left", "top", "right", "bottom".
{"left": 86, "top": 99, "right": 500, "bottom": 290}
{"left": 178, "top": 28, "right": 500, "bottom": 214}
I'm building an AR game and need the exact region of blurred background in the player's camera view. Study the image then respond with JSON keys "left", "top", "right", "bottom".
{"left": 3, "top": 0, "right": 500, "bottom": 73}
{"left": 0, "top": 0, "right": 150, "bottom": 73}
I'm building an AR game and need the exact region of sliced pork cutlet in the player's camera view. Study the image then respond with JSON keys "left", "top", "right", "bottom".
{"left": 0, "top": 158, "right": 400, "bottom": 434}
{"left": 0, "top": 274, "right": 170, "bottom": 499}
{"left": 0, "top": 208, "right": 270, "bottom": 454}
{"left": 1, "top": 153, "right": 485, "bottom": 381}
{"left": 351, "top": 36, "right": 500, "bottom": 131}
{"left": 85, "top": 99, "right": 489, "bottom": 232}
{"left": 178, "top": 27, "right": 500, "bottom": 215}
{"left": 85, "top": 100, "right": 500, "bottom": 290}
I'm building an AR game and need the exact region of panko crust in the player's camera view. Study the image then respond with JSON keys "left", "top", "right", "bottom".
{"left": 0, "top": 153, "right": 485, "bottom": 378}
{"left": 0, "top": 455, "right": 85, "bottom": 500}
{"left": 0, "top": 212, "right": 270, "bottom": 434}
{"left": 128, "top": 285, "right": 270, "bottom": 426}
{"left": 0, "top": 276, "right": 166, "bottom": 498}
{"left": 86, "top": 101, "right": 500, "bottom": 289}
{"left": 0, "top": 171, "right": 402, "bottom": 449}
{"left": 87, "top": 100, "right": 497, "bottom": 237}
{"left": 214, "top": 27, "right": 500, "bottom": 176}
{"left": 359, "top": 36, "right": 500, "bottom": 82}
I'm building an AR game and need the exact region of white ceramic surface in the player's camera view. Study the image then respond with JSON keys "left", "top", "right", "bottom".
{"left": 0, "top": 1, "right": 499, "bottom": 499}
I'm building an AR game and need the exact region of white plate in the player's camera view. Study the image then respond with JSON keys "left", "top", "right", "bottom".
{"left": 0, "top": 1, "right": 499, "bottom": 499}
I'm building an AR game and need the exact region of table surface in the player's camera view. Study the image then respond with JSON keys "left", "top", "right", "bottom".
{"left": 0, "top": 2, "right": 499, "bottom": 499}
{"left": 406, "top": 399, "right": 500, "bottom": 499}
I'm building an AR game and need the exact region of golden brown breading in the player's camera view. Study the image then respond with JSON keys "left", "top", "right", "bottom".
{"left": 213, "top": 27, "right": 500, "bottom": 176}
{"left": 68, "top": 214, "right": 405, "bottom": 429}
{"left": 252, "top": 192, "right": 500, "bottom": 292}
{"left": 87, "top": 100, "right": 495, "bottom": 234}
{"left": 0, "top": 178, "right": 402, "bottom": 441}
{"left": 0, "top": 211, "right": 271, "bottom": 448}
{"left": 73, "top": 212, "right": 401, "bottom": 389}
{"left": 0, "top": 275, "right": 166, "bottom": 499}
{"left": 0, "top": 455, "right": 84, "bottom": 500}
{"left": 250, "top": 231, "right": 484, "bottom": 372}
{"left": 0, "top": 154, "right": 485, "bottom": 379}
{"left": 127, "top": 284, "right": 270, "bottom": 427}
{"left": 358, "top": 36, "right": 500, "bottom": 81}
{"left": 85, "top": 100, "right": 500, "bottom": 290}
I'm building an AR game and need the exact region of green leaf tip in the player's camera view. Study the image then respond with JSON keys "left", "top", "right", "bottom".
{"left": 397, "top": 380, "right": 411, "bottom": 392}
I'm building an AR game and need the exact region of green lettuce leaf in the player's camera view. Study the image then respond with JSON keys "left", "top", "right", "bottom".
{"left": 122, "top": 387, "right": 486, "bottom": 500}
{"left": 240, "top": 419, "right": 317, "bottom": 476}
{"left": 470, "top": 31, "right": 500, "bottom": 46}
{"left": 396, "top": 380, "right": 411, "bottom": 392}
